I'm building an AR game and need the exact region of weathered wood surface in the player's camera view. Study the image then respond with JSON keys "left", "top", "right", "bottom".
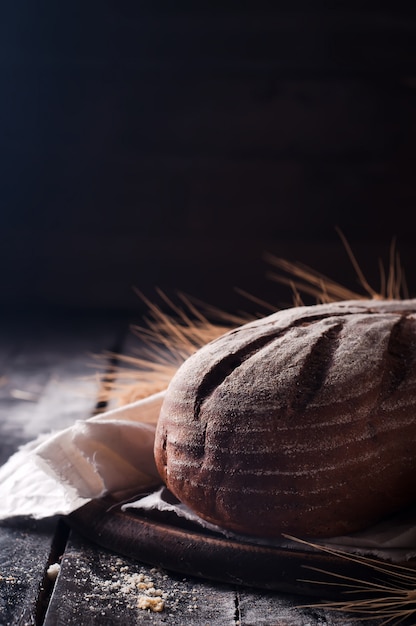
{"left": 0, "top": 517, "right": 61, "bottom": 626}
{"left": 0, "top": 315, "right": 391, "bottom": 624}
{"left": 45, "top": 530, "right": 375, "bottom": 626}
{"left": 0, "top": 316, "right": 124, "bottom": 462}
{"left": 44, "top": 530, "right": 238, "bottom": 626}
{"left": 0, "top": 315, "right": 124, "bottom": 625}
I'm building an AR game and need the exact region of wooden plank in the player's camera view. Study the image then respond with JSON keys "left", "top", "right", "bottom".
{"left": 236, "top": 589, "right": 379, "bottom": 625}
{"left": 0, "top": 517, "right": 69, "bottom": 626}
{"left": 0, "top": 316, "right": 124, "bottom": 463}
{"left": 44, "top": 530, "right": 238, "bottom": 626}
{"left": 0, "top": 314, "right": 126, "bottom": 624}
{"left": 45, "top": 530, "right": 378, "bottom": 625}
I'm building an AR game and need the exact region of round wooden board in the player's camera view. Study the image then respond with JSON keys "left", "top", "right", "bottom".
{"left": 67, "top": 495, "right": 416, "bottom": 600}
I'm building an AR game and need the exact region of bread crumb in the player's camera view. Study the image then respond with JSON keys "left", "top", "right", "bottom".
{"left": 75, "top": 556, "right": 204, "bottom": 618}
{"left": 137, "top": 595, "right": 165, "bottom": 612}
{"left": 46, "top": 563, "right": 61, "bottom": 581}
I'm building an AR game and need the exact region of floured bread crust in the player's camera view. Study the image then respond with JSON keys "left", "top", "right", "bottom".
{"left": 154, "top": 299, "right": 416, "bottom": 538}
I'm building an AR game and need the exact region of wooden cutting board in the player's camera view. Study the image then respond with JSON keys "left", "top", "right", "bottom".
{"left": 68, "top": 494, "right": 416, "bottom": 601}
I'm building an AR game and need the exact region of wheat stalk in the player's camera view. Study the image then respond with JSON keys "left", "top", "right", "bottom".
{"left": 96, "top": 235, "right": 407, "bottom": 405}
{"left": 94, "top": 290, "right": 254, "bottom": 405}
{"left": 265, "top": 231, "right": 408, "bottom": 305}
{"left": 284, "top": 534, "right": 416, "bottom": 625}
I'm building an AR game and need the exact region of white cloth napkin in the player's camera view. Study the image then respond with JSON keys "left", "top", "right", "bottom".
{"left": 0, "top": 391, "right": 164, "bottom": 520}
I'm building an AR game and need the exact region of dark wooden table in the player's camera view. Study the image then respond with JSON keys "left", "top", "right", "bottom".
{"left": 0, "top": 313, "right": 382, "bottom": 625}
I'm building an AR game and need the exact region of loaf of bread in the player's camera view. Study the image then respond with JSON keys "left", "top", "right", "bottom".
{"left": 154, "top": 299, "right": 416, "bottom": 538}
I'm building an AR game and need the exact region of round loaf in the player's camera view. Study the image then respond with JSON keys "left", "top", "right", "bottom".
{"left": 154, "top": 299, "right": 416, "bottom": 538}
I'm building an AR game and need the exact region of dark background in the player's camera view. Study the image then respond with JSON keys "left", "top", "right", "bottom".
{"left": 1, "top": 2, "right": 416, "bottom": 318}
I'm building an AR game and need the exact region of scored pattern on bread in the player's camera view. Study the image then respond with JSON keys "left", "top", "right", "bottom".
{"left": 154, "top": 299, "right": 416, "bottom": 538}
